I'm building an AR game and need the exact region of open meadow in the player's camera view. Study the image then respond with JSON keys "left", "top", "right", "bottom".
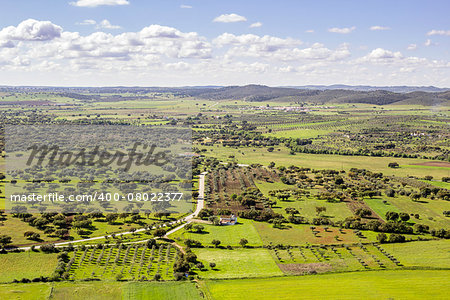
{"left": 204, "top": 270, "right": 450, "bottom": 300}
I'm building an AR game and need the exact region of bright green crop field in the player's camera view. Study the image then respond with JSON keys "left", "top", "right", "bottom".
{"left": 0, "top": 252, "right": 58, "bottom": 283}
{"left": 204, "top": 270, "right": 450, "bottom": 300}
{"left": 0, "top": 281, "right": 203, "bottom": 300}
{"left": 195, "top": 248, "right": 283, "bottom": 279}
{"left": 169, "top": 219, "right": 263, "bottom": 247}
{"left": 381, "top": 240, "right": 450, "bottom": 268}
{"left": 202, "top": 145, "right": 450, "bottom": 178}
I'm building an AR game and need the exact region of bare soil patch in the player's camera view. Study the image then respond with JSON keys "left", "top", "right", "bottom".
{"left": 278, "top": 263, "right": 332, "bottom": 275}
{"left": 413, "top": 161, "right": 450, "bottom": 168}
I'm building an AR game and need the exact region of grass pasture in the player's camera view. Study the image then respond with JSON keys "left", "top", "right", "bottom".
{"left": 0, "top": 252, "right": 58, "bottom": 283}
{"left": 387, "top": 196, "right": 450, "bottom": 229}
{"left": 0, "top": 283, "right": 51, "bottom": 300}
{"left": 256, "top": 181, "right": 354, "bottom": 221}
{"left": 0, "top": 281, "right": 202, "bottom": 300}
{"left": 205, "top": 270, "right": 450, "bottom": 300}
{"left": 122, "top": 282, "right": 203, "bottom": 300}
{"left": 0, "top": 216, "right": 60, "bottom": 246}
{"left": 169, "top": 219, "right": 263, "bottom": 247}
{"left": 195, "top": 248, "right": 283, "bottom": 279}
{"left": 363, "top": 197, "right": 401, "bottom": 221}
{"left": 50, "top": 281, "right": 122, "bottom": 300}
{"left": 202, "top": 145, "right": 450, "bottom": 179}
{"left": 381, "top": 240, "right": 450, "bottom": 269}
{"left": 253, "top": 222, "right": 376, "bottom": 246}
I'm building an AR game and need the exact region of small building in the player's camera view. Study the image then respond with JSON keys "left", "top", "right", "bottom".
{"left": 220, "top": 214, "right": 237, "bottom": 225}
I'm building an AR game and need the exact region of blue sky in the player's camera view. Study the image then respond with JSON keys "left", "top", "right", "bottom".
{"left": 0, "top": 0, "right": 449, "bottom": 86}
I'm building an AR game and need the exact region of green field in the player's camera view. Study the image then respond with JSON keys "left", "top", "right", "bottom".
{"left": 421, "top": 180, "right": 450, "bottom": 189}
{"left": 169, "top": 219, "right": 263, "bottom": 247}
{"left": 195, "top": 248, "right": 283, "bottom": 279}
{"left": 122, "top": 282, "right": 203, "bottom": 300}
{"left": 205, "top": 270, "right": 450, "bottom": 300}
{"left": 202, "top": 145, "right": 450, "bottom": 178}
{"left": 0, "top": 252, "right": 58, "bottom": 283}
{"left": 387, "top": 196, "right": 450, "bottom": 229}
{"left": 266, "top": 128, "right": 335, "bottom": 139}
{"left": 256, "top": 181, "right": 354, "bottom": 221}
{"left": 0, "top": 283, "right": 51, "bottom": 300}
{"left": 50, "top": 281, "right": 122, "bottom": 300}
{"left": 253, "top": 222, "right": 377, "bottom": 245}
{"left": 0, "top": 216, "right": 60, "bottom": 245}
{"left": 381, "top": 240, "right": 450, "bottom": 268}
{"left": 363, "top": 197, "right": 401, "bottom": 221}
{"left": 0, "top": 281, "right": 202, "bottom": 300}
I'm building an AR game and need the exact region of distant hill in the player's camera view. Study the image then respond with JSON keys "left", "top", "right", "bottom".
{"left": 182, "top": 85, "right": 450, "bottom": 106}
{"left": 1, "top": 85, "right": 449, "bottom": 106}
{"left": 283, "top": 85, "right": 449, "bottom": 93}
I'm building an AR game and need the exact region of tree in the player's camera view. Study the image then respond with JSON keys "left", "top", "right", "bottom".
{"left": 185, "top": 239, "right": 202, "bottom": 248}
{"left": 385, "top": 189, "right": 395, "bottom": 197}
{"left": 377, "top": 233, "right": 387, "bottom": 243}
{"left": 211, "top": 239, "right": 221, "bottom": 248}
{"left": 388, "top": 162, "right": 399, "bottom": 168}
{"left": 184, "top": 223, "right": 193, "bottom": 231}
{"left": 410, "top": 193, "right": 421, "bottom": 202}
{"left": 185, "top": 251, "right": 198, "bottom": 263}
{"left": 389, "top": 233, "right": 406, "bottom": 243}
{"left": 193, "top": 224, "right": 204, "bottom": 233}
{"left": 105, "top": 213, "right": 118, "bottom": 224}
{"left": 154, "top": 228, "right": 166, "bottom": 237}
{"left": 315, "top": 206, "right": 326, "bottom": 216}
{"left": 414, "top": 223, "right": 429, "bottom": 233}
{"left": 273, "top": 218, "right": 284, "bottom": 228}
{"left": 209, "top": 262, "right": 216, "bottom": 269}
{"left": 146, "top": 239, "right": 157, "bottom": 248}
{"left": 285, "top": 207, "right": 300, "bottom": 216}
{"left": 239, "top": 238, "right": 248, "bottom": 248}
{"left": 0, "top": 235, "right": 12, "bottom": 247}
{"left": 355, "top": 208, "right": 372, "bottom": 218}
{"left": 399, "top": 212, "right": 410, "bottom": 222}
{"left": 154, "top": 212, "right": 164, "bottom": 220}
{"left": 385, "top": 211, "right": 399, "bottom": 221}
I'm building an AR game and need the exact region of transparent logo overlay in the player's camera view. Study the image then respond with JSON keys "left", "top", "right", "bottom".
{"left": 5, "top": 125, "right": 193, "bottom": 214}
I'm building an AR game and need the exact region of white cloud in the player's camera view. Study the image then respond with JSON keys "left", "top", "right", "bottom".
{"left": 70, "top": 0, "right": 129, "bottom": 7}
{"left": 214, "top": 33, "right": 300, "bottom": 50}
{"left": 328, "top": 26, "right": 356, "bottom": 34}
{"left": 0, "top": 40, "right": 15, "bottom": 48}
{"left": 1, "top": 19, "right": 448, "bottom": 87}
{"left": 0, "top": 19, "right": 62, "bottom": 42}
{"left": 77, "top": 19, "right": 96, "bottom": 25}
{"left": 363, "top": 48, "right": 403, "bottom": 62}
{"left": 407, "top": 44, "right": 417, "bottom": 50}
{"left": 97, "top": 20, "right": 121, "bottom": 29}
{"left": 249, "top": 22, "right": 262, "bottom": 28}
{"left": 424, "top": 39, "right": 432, "bottom": 46}
{"left": 180, "top": 4, "right": 192, "bottom": 9}
{"left": 213, "top": 14, "right": 247, "bottom": 23}
{"left": 305, "top": 29, "right": 314, "bottom": 33}
{"left": 214, "top": 33, "right": 350, "bottom": 62}
{"left": 427, "top": 29, "right": 450, "bottom": 36}
{"left": 370, "top": 26, "right": 390, "bottom": 31}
